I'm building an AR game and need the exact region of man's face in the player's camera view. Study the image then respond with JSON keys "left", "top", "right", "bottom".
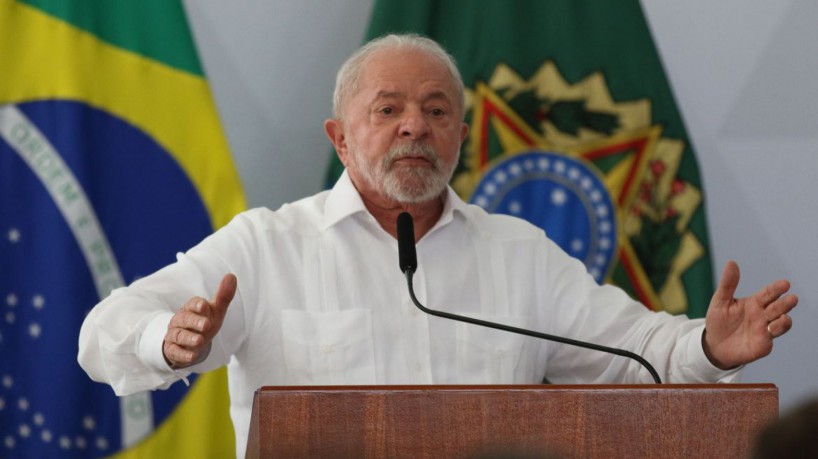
{"left": 328, "top": 48, "right": 468, "bottom": 204}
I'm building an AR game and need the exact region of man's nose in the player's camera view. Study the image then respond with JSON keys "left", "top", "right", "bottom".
{"left": 399, "top": 108, "right": 430, "bottom": 140}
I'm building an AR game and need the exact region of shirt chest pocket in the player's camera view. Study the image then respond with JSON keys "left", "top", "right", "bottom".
{"left": 280, "top": 309, "right": 376, "bottom": 385}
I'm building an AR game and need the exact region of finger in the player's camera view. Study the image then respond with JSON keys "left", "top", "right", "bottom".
{"left": 754, "top": 279, "right": 792, "bottom": 307}
{"left": 713, "top": 260, "right": 740, "bottom": 304}
{"left": 211, "top": 273, "right": 237, "bottom": 314}
{"left": 768, "top": 314, "right": 793, "bottom": 338}
{"left": 163, "top": 341, "right": 199, "bottom": 366}
{"left": 182, "top": 296, "right": 208, "bottom": 314}
{"left": 763, "top": 293, "right": 799, "bottom": 321}
{"left": 166, "top": 327, "right": 206, "bottom": 349}
{"left": 168, "top": 310, "right": 211, "bottom": 334}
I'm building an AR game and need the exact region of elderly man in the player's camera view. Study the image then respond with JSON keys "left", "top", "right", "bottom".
{"left": 78, "top": 34, "right": 797, "bottom": 457}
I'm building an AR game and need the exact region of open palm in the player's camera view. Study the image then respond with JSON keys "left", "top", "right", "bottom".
{"left": 703, "top": 261, "right": 797, "bottom": 370}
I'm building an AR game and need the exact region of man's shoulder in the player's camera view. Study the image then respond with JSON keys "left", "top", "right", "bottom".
{"left": 230, "top": 190, "right": 332, "bottom": 235}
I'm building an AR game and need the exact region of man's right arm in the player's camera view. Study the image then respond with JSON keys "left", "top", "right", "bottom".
{"left": 76, "top": 279, "right": 200, "bottom": 396}
{"left": 77, "top": 213, "right": 255, "bottom": 396}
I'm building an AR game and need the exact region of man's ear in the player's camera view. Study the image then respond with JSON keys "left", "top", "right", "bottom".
{"left": 324, "top": 119, "right": 349, "bottom": 166}
{"left": 460, "top": 122, "right": 469, "bottom": 143}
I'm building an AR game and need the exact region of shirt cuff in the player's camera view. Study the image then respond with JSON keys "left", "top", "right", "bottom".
{"left": 687, "top": 324, "right": 742, "bottom": 383}
{"left": 137, "top": 311, "right": 175, "bottom": 372}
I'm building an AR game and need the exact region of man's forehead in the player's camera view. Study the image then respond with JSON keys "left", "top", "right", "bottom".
{"left": 364, "top": 49, "right": 450, "bottom": 80}
{"left": 360, "top": 53, "right": 456, "bottom": 95}
{"left": 338, "top": 47, "right": 464, "bottom": 118}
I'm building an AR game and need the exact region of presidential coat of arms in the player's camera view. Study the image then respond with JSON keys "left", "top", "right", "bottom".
{"left": 453, "top": 62, "right": 708, "bottom": 315}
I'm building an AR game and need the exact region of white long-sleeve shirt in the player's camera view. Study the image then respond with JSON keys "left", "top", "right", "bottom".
{"left": 78, "top": 171, "right": 738, "bottom": 458}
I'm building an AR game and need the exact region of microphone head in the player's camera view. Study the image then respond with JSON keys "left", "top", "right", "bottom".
{"left": 396, "top": 212, "right": 418, "bottom": 274}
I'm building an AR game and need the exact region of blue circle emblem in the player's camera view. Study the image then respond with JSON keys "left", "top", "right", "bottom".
{"left": 470, "top": 151, "right": 617, "bottom": 282}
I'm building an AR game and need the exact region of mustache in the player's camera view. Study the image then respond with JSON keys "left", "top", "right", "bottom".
{"left": 384, "top": 143, "right": 442, "bottom": 170}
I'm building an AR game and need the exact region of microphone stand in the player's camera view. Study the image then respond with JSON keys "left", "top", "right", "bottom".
{"left": 403, "top": 269, "right": 662, "bottom": 384}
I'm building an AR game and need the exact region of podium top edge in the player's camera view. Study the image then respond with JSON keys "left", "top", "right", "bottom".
{"left": 255, "top": 383, "right": 777, "bottom": 393}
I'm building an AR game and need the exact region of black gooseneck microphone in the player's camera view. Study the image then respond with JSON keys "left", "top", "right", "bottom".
{"left": 396, "top": 211, "right": 662, "bottom": 384}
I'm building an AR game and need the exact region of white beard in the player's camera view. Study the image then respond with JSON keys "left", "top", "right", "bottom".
{"left": 350, "top": 142, "right": 457, "bottom": 204}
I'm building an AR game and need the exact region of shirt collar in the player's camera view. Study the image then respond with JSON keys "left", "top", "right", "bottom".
{"left": 322, "top": 170, "right": 369, "bottom": 231}
{"left": 427, "top": 183, "right": 469, "bottom": 236}
{"left": 321, "top": 169, "right": 471, "bottom": 233}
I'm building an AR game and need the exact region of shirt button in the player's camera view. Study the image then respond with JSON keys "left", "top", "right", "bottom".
{"left": 414, "top": 363, "right": 422, "bottom": 372}
{"left": 321, "top": 344, "right": 333, "bottom": 354}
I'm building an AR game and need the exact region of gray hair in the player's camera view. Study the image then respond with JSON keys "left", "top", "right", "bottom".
{"left": 332, "top": 33, "right": 465, "bottom": 120}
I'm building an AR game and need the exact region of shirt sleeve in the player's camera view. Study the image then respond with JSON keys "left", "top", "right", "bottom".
{"left": 538, "top": 234, "right": 741, "bottom": 384}
{"left": 77, "top": 212, "right": 255, "bottom": 396}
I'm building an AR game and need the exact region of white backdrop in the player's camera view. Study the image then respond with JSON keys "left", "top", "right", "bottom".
{"left": 183, "top": 0, "right": 817, "bottom": 412}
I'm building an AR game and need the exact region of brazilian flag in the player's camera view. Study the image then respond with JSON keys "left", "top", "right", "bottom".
{"left": 0, "top": 1, "right": 243, "bottom": 457}
{"left": 327, "top": 0, "right": 715, "bottom": 317}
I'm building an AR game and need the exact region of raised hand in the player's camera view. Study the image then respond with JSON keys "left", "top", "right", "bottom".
{"left": 162, "top": 274, "right": 237, "bottom": 369}
{"left": 703, "top": 261, "right": 797, "bottom": 370}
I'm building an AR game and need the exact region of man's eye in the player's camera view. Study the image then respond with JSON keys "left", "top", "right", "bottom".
{"left": 379, "top": 107, "right": 393, "bottom": 115}
{"left": 430, "top": 108, "right": 445, "bottom": 116}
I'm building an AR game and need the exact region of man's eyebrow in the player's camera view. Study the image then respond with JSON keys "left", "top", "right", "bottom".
{"left": 370, "top": 90, "right": 453, "bottom": 103}
{"left": 423, "top": 90, "right": 453, "bottom": 103}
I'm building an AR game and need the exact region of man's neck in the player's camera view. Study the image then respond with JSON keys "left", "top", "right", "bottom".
{"left": 360, "top": 192, "right": 446, "bottom": 241}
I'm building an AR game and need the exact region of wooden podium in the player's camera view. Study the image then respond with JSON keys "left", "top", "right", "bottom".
{"left": 246, "top": 384, "right": 777, "bottom": 458}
